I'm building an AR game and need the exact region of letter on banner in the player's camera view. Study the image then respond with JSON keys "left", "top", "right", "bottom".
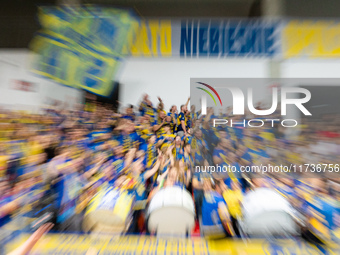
{"left": 160, "top": 20, "right": 172, "bottom": 56}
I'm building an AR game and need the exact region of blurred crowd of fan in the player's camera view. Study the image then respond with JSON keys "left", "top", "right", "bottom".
{"left": 0, "top": 94, "right": 339, "bottom": 251}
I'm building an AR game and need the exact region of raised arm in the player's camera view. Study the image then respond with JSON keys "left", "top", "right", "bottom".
{"left": 156, "top": 137, "right": 166, "bottom": 148}
{"left": 124, "top": 148, "right": 137, "bottom": 170}
{"left": 185, "top": 97, "right": 190, "bottom": 108}
{"left": 83, "top": 155, "right": 106, "bottom": 180}
{"left": 0, "top": 200, "right": 20, "bottom": 219}
{"left": 7, "top": 223, "right": 53, "bottom": 255}
{"left": 203, "top": 108, "right": 213, "bottom": 123}
{"left": 167, "top": 145, "right": 175, "bottom": 167}
{"left": 114, "top": 119, "right": 128, "bottom": 131}
{"left": 144, "top": 153, "right": 162, "bottom": 180}
{"left": 185, "top": 169, "right": 191, "bottom": 187}
{"left": 152, "top": 118, "right": 165, "bottom": 132}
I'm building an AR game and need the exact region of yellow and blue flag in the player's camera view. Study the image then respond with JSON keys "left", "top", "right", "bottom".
{"left": 30, "top": 6, "right": 139, "bottom": 96}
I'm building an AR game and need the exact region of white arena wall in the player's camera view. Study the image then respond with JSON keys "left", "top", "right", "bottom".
{"left": 118, "top": 58, "right": 340, "bottom": 112}
{"left": 118, "top": 58, "right": 269, "bottom": 112}
{"left": 2, "top": 49, "right": 340, "bottom": 115}
{"left": 281, "top": 59, "right": 340, "bottom": 78}
{"left": 0, "top": 49, "right": 84, "bottom": 113}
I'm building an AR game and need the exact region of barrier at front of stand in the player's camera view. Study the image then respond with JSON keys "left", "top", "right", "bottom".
{"left": 5, "top": 234, "right": 340, "bottom": 254}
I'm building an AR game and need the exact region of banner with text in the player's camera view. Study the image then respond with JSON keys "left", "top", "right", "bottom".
{"left": 282, "top": 20, "right": 340, "bottom": 58}
{"left": 131, "top": 19, "right": 281, "bottom": 58}
{"left": 131, "top": 19, "right": 340, "bottom": 59}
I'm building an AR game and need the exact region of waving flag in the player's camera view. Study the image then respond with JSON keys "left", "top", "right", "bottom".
{"left": 30, "top": 6, "right": 139, "bottom": 96}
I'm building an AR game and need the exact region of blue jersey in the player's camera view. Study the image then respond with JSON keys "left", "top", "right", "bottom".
{"left": 177, "top": 112, "right": 186, "bottom": 132}
{"left": 117, "top": 132, "right": 140, "bottom": 152}
{"left": 307, "top": 196, "right": 340, "bottom": 240}
{"left": 240, "top": 150, "right": 252, "bottom": 165}
{"left": 167, "top": 112, "right": 178, "bottom": 133}
{"left": 76, "top": 138, "right": 90, "bottom": 151}
{"left": 183, "top": 135, "right": 193, "bottom": 145}
{"left": 112, "top": 156, "right": 125, "bottom": 175}
{"left": 140, "top": 102, "right": 156, "bottom": 123}
{"left": 213, "top": 148, "right": 226, "bottom": 163}
{"left": 0, "top": 195, "right": 12, "bottom": 227}
{"left": 191, "top": 111, "right": 199, "bottom": 122}
{"left": 201, "top": 128, "right": 219, "bottom": 152}
{"left": 191, "top": 137, "right": 206, "bottom": 164}
{"left": 202, "top": 191, "right": 227, "bottom": 239}
{"left": 276, "top": 185, "right": 296, "bottom": 199}
{"left": 183, "top": 154, "right": 194, "bottom": 171}
{"left": 140, "top": 143, "right": 157, "bottom": 168}
{"left": 87, "top": 130, "right": 107, "bottom": 150}
{"left": 248, "top": 148, "right": 270, "bottom": 165}
{"left": 174, "top": 146, "right": 183, "bottom": 161}
{"left": 122, "top": 114, "right": 135, "bottom": 122}
{"left": 234, "top": 127, "right": 244, "bottom": 140}
{"left": 133, "top": 172, "right": 147, "bottom": 211}
{"left": 88, "top": 130, "right": 106, "bottom": 140}
{"left": 158, "top": 134, "right": 176, "bottom": 148}
{"left": 55, "top": 172, "right": 83, "bottom": 223}
{"left": 226, "top": 127, "right": 238, "bottom": 144}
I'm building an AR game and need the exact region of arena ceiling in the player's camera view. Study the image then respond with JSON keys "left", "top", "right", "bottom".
{"left": 82, "top": 0, "right": 259, "bottom": 17}
{"left": 0, "top": 0, "right": 259, "bottom": 48}
{"left": 1, "top": 0, "right": 340, "bottom": 48}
